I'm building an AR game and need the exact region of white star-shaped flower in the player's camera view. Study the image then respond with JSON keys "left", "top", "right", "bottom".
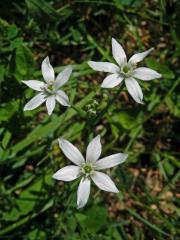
{"left": 53, "top": 135, "right": 128, "bottom": 209}
{"left": 88, "top": 38, "right": 162, "bottom": 104}
{"left": 23, "top": 56, "right": 72, "bottom": 115}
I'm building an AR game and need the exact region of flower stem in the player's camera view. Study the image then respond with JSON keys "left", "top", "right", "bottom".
{"left": 70, "top": 105, "right": 87, "bottom": 117}
{"left": 86, "top": 84, "right": 124, "bottom": 141}
{"left": 93, "top": 84, "right": 124, "bottom": 125}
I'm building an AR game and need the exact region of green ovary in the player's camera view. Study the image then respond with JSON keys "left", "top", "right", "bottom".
{"left": 122, "top": 65, "right": 130, "bottom": 73}
{"left": 47, "top": 85, "right": 54, "bottom": 91}
{"left": 83, "top": 164, "right": 92, "bottom": 174}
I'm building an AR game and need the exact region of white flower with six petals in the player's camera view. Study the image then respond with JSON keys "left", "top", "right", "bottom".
{"left": 53, "top": 135, "right": 128, "bottom": 209}
{"left": 88, "top": 38, "right": 162, "bottom": 104}
{"left": 23, "top": 57, "right": 72, "bottom": 115}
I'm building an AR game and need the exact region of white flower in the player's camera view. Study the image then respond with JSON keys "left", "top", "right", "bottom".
{"left": 53, "top": 135, "right": 128, "bottom": 209}
{"left": 88, "top": 38, "right": 162, "bottom": 104}
{"left": 23, "top": 57, "right": 72, "bottom": 115}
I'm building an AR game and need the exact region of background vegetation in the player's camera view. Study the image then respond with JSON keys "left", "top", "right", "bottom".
{"left": 0, "top": 0, "right": 179, "bottom": 239}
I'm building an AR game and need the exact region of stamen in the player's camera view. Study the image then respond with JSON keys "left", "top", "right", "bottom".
{"left": 81, "top": 163, "right": 94, "bottom": 176}
{"left": 84, "top": 165, "right": 92, "bottom": 174}
{"left": 43, "top": 82, "right": 56, "bottom": 95}
{"left": 47, "top": 85, "right": 54, "bottom": 91}
{"left": 121, "top": 64, "right": 133, "bottom": 77}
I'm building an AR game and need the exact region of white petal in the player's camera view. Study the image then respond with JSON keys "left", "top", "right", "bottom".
{"left": 52, "top": 165, "right": 80, "bottom": 181}
{"left": 132, "top": 67, "right": 162, "bottom": 80}
{"left": 77, "top": 177, "right": 91, "bottom": 209}
{"left": 86, "top": 135, "right": 102, "bottom": 163}
{"left": 24, "top": 93, "right": 45, "bottom": 111}
{"left": 46, "top": 95, "right": 56, "bottom": 115}
{"left": 56, "top": 90, "right": 70, "bottom": 106}
{"left": 125, "top": 77, "right": 143, "bottom": 104}
{"left": 95, "top": 153, "right": 128, "bottom": 170}
{"left": 112, "top": 38, "right": 127, "bottom": 66}
{"left": 55, "top": 67, "right": 72, "bottom": 88}
{"left": 101, "top": 74, "right": 123, "bottom": 88}
{"left": 88, "top": 61, "right": 119, "bottom": 73}
{"left": 22, "top": 80, "right": 44, "bottom": 91}
{"left": 58, "top": 138, "right": 85, "bottom": 166}
{"left": 41, "top": 56, "right": 55, "bottom": 83}
{"left": 91, "top": 171, "right": 119, "bottom": 193}
{"left": 128, "top": 48, "right": 153, "bottom": 65}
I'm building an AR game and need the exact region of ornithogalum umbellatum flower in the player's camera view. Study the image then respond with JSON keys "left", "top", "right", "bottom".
{"left": 53, "top": 135, "right": 128, "bottom": 208}
{"left": 88, "top": 38, "right": 161, "bottom": 104}
{"left": 23, "top": 57, "right": 72, "bottom": 115}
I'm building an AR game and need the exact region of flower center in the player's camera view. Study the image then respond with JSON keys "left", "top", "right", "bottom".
{"left": 121, "top": 64, "right": 133, "bottom": 77}
{"left": 47, "top": 85, "right": 55, "bottom": 91}
{"left": 122, "top": 65, "right": 129, "bottom": 73}
{"left": 43, "top": 82, "right": 56, "bottom": 95}
{"left": 81, "top": 163, "right": 94, "bottom": 176}
{"left": 84, "top": 165, "right": 92, "bottom": 174}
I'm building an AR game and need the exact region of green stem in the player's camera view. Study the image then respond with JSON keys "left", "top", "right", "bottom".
{"left": 93, "top": 84, "right": 124, "bottom": 126}
{"left": 126, "top": 209, "right": 170, "bottom": 237}
{"left": 85, "top": 85, "right": 124, "bottom": 141}
{"left": 70, "top": 105, "right": 87, "bottom": 117}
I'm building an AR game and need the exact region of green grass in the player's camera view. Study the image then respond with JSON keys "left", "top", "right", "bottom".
{"left": 0, "top": 0, "right": 180, "bottom": 239}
